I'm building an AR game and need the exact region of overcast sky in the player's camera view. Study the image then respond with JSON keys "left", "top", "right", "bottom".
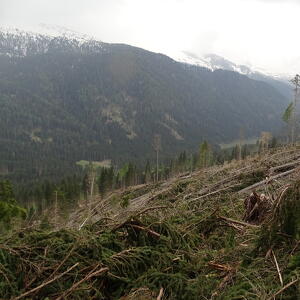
{"left": 1, "top": 0, "right": 299, "bottom": 75}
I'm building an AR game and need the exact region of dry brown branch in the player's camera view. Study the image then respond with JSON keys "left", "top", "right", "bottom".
{"left": 273, "top": 186, "right": 290, "bottom": 212}
{"left": 0, "top": 267, "right": 12, "bottom": 288}
{"left": 12, "top": 262, "right": 79, "bottom": 300}
{"left": 55, "top": 266, "right": 109, "bottom": 300}
{"left": 267, "top": 278, "right": 299, "bottom": 300}
{"left": 134, "top": 206, "right": 170, "bottom": 217}
{"left": 271, "top": 250, "right": 283, "bottom": 286}
{"left": 289, "top": 240, "right": 300, "bottom": 257}
{"left": 208, "top": 262, "right": 233, "bottom": 272}
{"left": 224, "top": 222, "right": 244, "bottom": 232}
{"left": 49, "top": 246, "right": 75, "bottom": 279}
{"left": 130, "top": 224, "right": 161, "bottom": 238}
{"left": 157, "top": 287, "right": 164, "bottom": 300}
{"left": 218, "top": 216, "right": 259, "bottom": 228}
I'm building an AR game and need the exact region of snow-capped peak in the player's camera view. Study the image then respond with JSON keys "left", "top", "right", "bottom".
{"left": 174, "top": 51, "right": 255, "bottom": 75}
{"left": 37, "top": 23, "right": 95, "bottom": 43}
{"left": 0, "top": 25, "right": 104, "bottom": 57}
{"left": 173, "top": 50, "right": 292, "bottom": 83}
{"left": 0, "top": 24, "right": 97, "bottom": 44}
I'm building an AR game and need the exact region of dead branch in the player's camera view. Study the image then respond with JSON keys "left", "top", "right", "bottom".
{"left": 12, "top": 263, "right": 79, "bottom": 300}
{"left": 134, "top": 206, "right": 170, "bottom": 218}
{"left": 218, "top": 216, "right": 260, "bottom": 228}
{"left": 208, "top": 262, "right": 233, "bottom": 272}
{"left": 188, "top": 183, "right": 240, "bottom": 203}
{"left": 271, "top": 250, "right": 283, "bottom": 286}
{"left": 49, "top": 246, "right": 75, "bottom": 279}
{"left": 267, "top": 278, "right": 299, "bottom": 300}
{"left": 157, "top": 287, "right": 164, "bottom": 300}
{"left": 130, "top": 224, "right": 161, "bottom": 238}
{"left": 55, "top": 266, "right": 109, "bottom": 300}
{"left": 273, "top": 186, "right": 290, "bottom": 212}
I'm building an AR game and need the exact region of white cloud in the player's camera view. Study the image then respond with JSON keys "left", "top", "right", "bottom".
{"left": 0, "top": 0, "right": 299, "bottom": 74}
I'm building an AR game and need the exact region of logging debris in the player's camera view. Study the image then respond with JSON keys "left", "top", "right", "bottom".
{"left": 2, "top": 146, "right": 300, "bottom": 299}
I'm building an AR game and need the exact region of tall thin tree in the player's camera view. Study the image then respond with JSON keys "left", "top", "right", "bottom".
{"left": 153, "top": 134, "right": 161, "bottom": 182}
{"left": 291, "top": 74, "right": 300, "bottom": 144}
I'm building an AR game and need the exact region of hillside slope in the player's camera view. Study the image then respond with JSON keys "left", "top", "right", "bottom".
{"left": 1, "top": 146, "right": 300, "bottom": 299}
{"left": 0, "top": 30, "right": 289, "bottom": 183}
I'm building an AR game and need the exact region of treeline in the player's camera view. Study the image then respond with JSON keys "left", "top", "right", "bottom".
{"left": 15, "top": 138, "right": 279, "bottom": 214}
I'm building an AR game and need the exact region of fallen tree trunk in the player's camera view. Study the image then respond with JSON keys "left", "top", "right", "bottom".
{"left": 188, "top": 184, "right": 240, "bottom": 203}
{"left": 238, "top": 169, "right": 296, "bottom": 194}
{"left": 269, "top": 160, "right": 300, "bottom": 174}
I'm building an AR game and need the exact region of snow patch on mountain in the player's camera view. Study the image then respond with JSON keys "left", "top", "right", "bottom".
{"left": 37, "top": 24, "right": 95, "bottom": 44}
{"left": 0, "top": 25, "right": 292, "bottom": 84}
{"left": 0, "top": 25, "right": 104, "bottom": 57}
{"left": 173, "top": 51, "right": 291, "bottom": 83}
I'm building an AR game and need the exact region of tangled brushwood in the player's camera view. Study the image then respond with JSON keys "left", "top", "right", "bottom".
{"left": 1, "top": 146, "right": 300, "bottom": 299}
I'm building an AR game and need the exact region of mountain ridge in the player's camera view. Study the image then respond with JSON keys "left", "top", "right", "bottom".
{"left": 0, "top": 28, "right": 290, "bottom": 183}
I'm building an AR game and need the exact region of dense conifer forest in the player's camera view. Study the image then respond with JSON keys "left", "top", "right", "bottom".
{"left": 0, "top": 31, "right": 289, "bottom": 186}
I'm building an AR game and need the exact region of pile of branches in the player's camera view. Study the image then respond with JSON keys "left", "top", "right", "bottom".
{"left": 1, "top": 147, "right": 300, "bottom": 299}
{"left": 0, "top": 214, "right": 214, "bottom": 299}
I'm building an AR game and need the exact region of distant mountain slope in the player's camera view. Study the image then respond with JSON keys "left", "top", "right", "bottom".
{"left": 0, "top": 29, "right": 289, "bottom": 182}
{"left": 176, "top": 52, "right": 292, "bottom": 100}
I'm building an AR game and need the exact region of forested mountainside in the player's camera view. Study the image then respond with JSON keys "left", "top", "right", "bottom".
{"left": 0, "top": 30, "right": 289, "bottom": 183}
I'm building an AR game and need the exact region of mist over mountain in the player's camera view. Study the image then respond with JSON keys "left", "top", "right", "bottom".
{"left": 0, "top": 28, "right": 290, "bottom": 182}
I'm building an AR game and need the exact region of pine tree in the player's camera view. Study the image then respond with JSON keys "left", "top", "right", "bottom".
{"left": 198, "top": 141, "right": 211, "bottom": 168}
{"left": 0, "top": 180, "right": 26, "bottom": 229}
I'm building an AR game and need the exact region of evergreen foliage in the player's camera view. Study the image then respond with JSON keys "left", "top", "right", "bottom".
{"left": 282, "top": 102, "right": 294, "bottom": 123}
{"left": 0, "top": 180, "right": 26, "bottom": 229}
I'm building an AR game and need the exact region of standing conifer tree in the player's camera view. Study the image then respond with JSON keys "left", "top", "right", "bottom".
{"left": 199, "top": 141, "right": 211, "bottom": 168}
{"left": 153, "top": 134, "right": 161, "bottom": 182}
{"left": 0, "top": 180, "right": 26, "bottom": 229}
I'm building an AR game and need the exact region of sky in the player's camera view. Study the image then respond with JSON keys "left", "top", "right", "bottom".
{"left": 0, "top": 0, "right": 299, "bottom": 75}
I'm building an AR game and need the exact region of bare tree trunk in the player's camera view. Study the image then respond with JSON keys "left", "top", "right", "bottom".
{"left": 88, "top": 171, "right": 95, "bottom": 221}
{"left": 291, "top": 74, "right": 300, "bottom": 144}
{"left": 153, "top": 134, "right": 161, "bottom": 182}
{"left": 54, "top": 190, "right": 58, "bottom": 226}
{"left": 156, "top": 150, "right": 159, "bottom": 182}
